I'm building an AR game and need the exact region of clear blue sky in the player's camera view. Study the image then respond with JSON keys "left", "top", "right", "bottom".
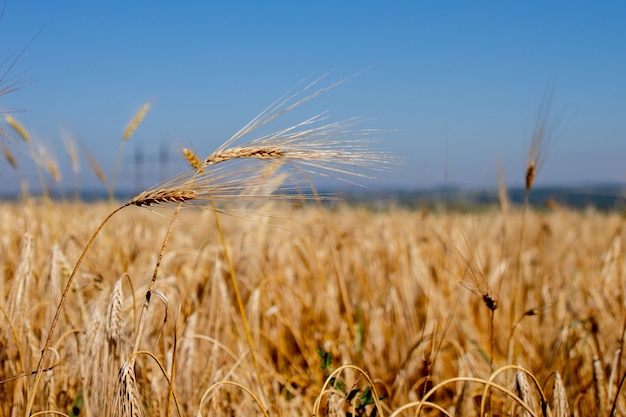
{"left": 1, "top": 1, "right": 625, "bottom": 193}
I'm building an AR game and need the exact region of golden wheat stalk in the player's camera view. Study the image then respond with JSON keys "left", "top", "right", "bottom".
{"left": 525, "top": 87, "right": 557, "bottom": 194}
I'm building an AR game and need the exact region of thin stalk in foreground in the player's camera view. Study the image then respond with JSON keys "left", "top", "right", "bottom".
{"left": 209, "top": 198, "right": 257, "bottom": 364}
{"left": 130, "top": 203, "right": 183, "bottom": 362}
{"left": 25, "top": 188, "right": 196, "bottom": 416}
{"left": 25, "top": 204, "right": 126, "bottom": 417}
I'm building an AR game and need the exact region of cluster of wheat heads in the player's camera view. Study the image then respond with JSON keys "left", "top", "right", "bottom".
{"left": 0, "top": 76, "right": 393, "bottom": 415}
{"left": 1, "top": 200, "right": 625, "bottom": 416}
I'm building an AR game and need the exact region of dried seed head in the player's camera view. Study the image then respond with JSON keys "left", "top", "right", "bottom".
{"left": 85, "top": 148, "right": 108, "bottom": 185}
{"left": 5, "top": 115, "right": 30, "bottom": 143}
{"left": 122, "top": 102, "right": 151, "bottom": 142}
{"left": 105, "top": 279, "right": 124, "bottom": 348}
{"left": 182, "top": 147, "right": 204, "bottom": 173}
{"left": 515, "top": 368, "right": 535, "bottom": 417}
{"left": 552, "top": 371, "right": 570, "bottom": 417}
{"left": 205, "top": 146, "right": 284, "bottom": 165}
{"left": 483, "top": 292, "right": 498, "bottom": 311}
{"left": 112, "top": 360, "right": 144, "bottom": 417}
{"left": 592, "top": 357, "right": 607, "bottom": 412}
{"left": 1, "top": 143, "right": 18, "bottom": 169}
{"left": 524, "top": 308, "right": 539, "bottom": 317}
{"left": 7, "top": 233, "right": 33, "bottom": 321}
{"left": 525, "top": 87, "right": 557, "bottom": 193}
{"left": 61, "top": 129, "right": 80, "bottom": 174}
{"left": 40, "top": 148, "right": 62, "bottom": 182}
{"left": 525, "top": 161, "right": 536, "bottom": 192}
{"left": 128, "top": 188, "right": 197, "bottom": 207}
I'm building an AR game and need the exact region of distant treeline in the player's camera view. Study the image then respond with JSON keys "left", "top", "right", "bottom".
{"left": 338, "top": 184, "right": 626, "bottom": 211}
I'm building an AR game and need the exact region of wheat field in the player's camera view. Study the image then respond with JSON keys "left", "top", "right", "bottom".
{"left": 1, "top": 73, "right": 624, "bottom": 416}
{"left": 0, "top": 197, "right": 624, "bottom": 416}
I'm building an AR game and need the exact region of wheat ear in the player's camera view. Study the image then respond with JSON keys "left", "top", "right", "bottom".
{"left": 84, "top": 147, "right": 108, "bottom": 185}
{"left": 182, "top": 147, "right": 204, "bottom": 173}
{"left": 0, "top": 142, "right": 18, "bottom": 169}
{"left": 552, "top": 371, "right": 570, "bottom": 417}
{"left": 112, "top": 360, "right": 144, "bottom": 417}
{"left": 5, "top": 115, "right": 50, "bottom": 201}
{"left": 5, "top": 115, "right": 30, "bottom": 143}
{"left": 61, "top": 129, "right": 81, "bottom": 199}
{"left": 110, "top": 101, "right": 152, "bottom": 201}
{"left": 515, "top": 369, "right": 535, "bottom": 417}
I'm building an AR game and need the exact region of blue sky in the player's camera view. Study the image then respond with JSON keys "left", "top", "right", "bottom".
{"left": 1, "top": 1, "right": 625, "bottom": 193}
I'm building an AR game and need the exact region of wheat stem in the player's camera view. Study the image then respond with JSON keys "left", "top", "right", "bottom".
{"left": 25, "top": 204, "right": 126, "bottom": 417}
